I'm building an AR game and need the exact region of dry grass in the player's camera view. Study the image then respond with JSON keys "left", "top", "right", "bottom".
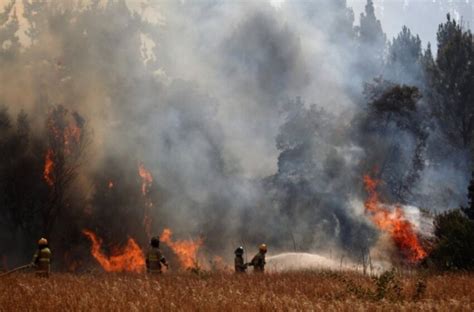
{"left": 0, "top": 270, "right": 473, "bottom": 311}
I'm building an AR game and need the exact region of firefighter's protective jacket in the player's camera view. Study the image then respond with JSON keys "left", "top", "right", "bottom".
{"left": 249, "top": 252, "right": 266, "bottom": 272}
{"left": 32, "top": 247, "right": 51, "bottom": 276}
{"left": 234, "top": 255, "right": 247, "bottom": 273}
{"left": 146, "top": 247, "right": 167, "bottom": 273}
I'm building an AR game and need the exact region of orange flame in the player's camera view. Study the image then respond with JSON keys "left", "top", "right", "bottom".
{"left": 47, "top": 111, "right": 82, "bottom": 154}
{"left": 160, "top": 228, "right": 203, "bottom": 269}
{"left": 363, "top": 175, "right": 427, "bottom": 262}
{"left": 138, "top": 163, "right": 154, "bottom": 239}
{"left": 43, "top": 149, "right": 54, "bottom": 187}
{"left": 138, "top": 163, "right": 153, "bottom": 196}
{"left": 108, "top": 180, "right": 114, "bottom": 189}
{"left": 82, "top": 229, "right": 145, "bottom": 273}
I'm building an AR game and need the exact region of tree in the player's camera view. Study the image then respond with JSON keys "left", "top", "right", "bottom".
{"left": 0, "top": 0, "right": 20, "bottom": 62}
{"left": 430, "top": 173, "right": 474, "bottom": 270}
{"left": 356, "top": 0, "right": 386, "bottom": 81}
{"left": 427, "top": 14, "right": 474, "bottom": 149}
{"left": 421, "top": 43, "right": 436, "bottom": 87}
{"left": 430, "top": 210, "right": 474, "bottom": 270}
{"left": 385, "top": 26, "right": 423, "bottom": 86}
{"left": 42, "top": 105, "right": 88, "bottom": 237}
{"left": 263, "top": 97, "right": 377, "bottom": 256}
{"left": 461, "top": 172, "right": 474, "bottom": 220}
{"left": 22, "top": 0, "right": 49, "bottom": 45}
{"left": 0, "top": 108, "right": 47, "bottom": 262}
{"left": 358, "top": 79, "right": 427, "bottom": 203}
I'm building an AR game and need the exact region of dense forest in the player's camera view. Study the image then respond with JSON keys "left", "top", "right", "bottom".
{"left": 0, "top": 0, "right": 473, "bottom": 271}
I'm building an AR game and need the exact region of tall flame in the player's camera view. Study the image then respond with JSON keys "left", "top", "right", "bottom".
{"left": 363, "top": 175, "right": 427, "bottom": 262}
{"left": 160, "top": 228, "right": 203, "bottom": 269}
{"left": 138, "top": 163, "right": 153, "bottom": 196}
{"left": 82, "top": 229, "right": 145, "bottom": 273}
{"left": 43, "top": 149, "right": 54, "bottom": 187}
{"left": 138, "top": 163, "right": 154, "bottom": 239}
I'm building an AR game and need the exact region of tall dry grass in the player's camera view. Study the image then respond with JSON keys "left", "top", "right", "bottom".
{"left": 0, "top": 270, "right": 472, "bottom": 311}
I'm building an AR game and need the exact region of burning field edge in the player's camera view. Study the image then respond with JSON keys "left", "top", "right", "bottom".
{"left": 0, "top": 271, "right": 473, "bottom": 311}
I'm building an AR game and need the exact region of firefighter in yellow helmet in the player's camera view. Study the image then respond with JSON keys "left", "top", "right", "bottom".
{"left": 146, "top": 236, "right": 168, "bottom": 274}
{"left": 248, "top": 244, "right": 267, "bottom": 273}
{"left": 31, "top": 238, "right": 52, "bottom": 277}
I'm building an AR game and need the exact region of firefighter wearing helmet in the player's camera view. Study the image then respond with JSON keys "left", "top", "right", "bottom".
{"left": 146, "top": 236, "right": 168, "bottom": 274}
{"left": 31, "top": 238, "right": 52, "bottom": 277}
{"left": 234, "top": 246, "right": 247, "bottom": 273}
{"left": 248, "top": 244, "right": 267, "bottom": 273}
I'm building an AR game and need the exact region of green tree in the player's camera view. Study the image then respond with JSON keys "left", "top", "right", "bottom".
{"left": 430, "top": 210, "right": 474, "bottom": 270}
{"left": 428, "top": 14, "right": 474, "bottom": 149}
{"left": 358, "top": 79, "right": 427, "bottom": 203}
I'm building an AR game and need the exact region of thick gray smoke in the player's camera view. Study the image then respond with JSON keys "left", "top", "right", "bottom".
{"left": 0, "top": 0, "right": 470, "bottom": 268}
{"left": 139, "top": 0, "right": 375, "bottom": 257}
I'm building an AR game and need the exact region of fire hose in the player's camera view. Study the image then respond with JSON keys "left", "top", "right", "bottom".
{"left": 0, "top": 264, "right": 33, "bottom": 277}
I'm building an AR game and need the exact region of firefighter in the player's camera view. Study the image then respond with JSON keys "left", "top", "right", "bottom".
{"left": 31, "top": 238, "right": 51, "bottom": 277}
{"left": 248, "top": 243, "right": 267, "bottom": 273}
{"left": 234, "top": 246, "right": 247, "bottom": 273}
{"left": 146, "top": 236, "right": 168, "bottom": 274}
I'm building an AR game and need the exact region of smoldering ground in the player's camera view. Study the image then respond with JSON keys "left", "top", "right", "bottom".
{"left": 0, "top": 0, "right": 469, "bottom": 270}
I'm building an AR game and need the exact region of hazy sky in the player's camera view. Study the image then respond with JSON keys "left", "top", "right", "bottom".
{"left": 2, "top": 0, "right": 472, "bottom": 48}
{"left": 349, "top": 0, "right": 473, "bottom": 47}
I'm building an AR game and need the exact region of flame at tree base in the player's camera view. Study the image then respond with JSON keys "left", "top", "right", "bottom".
{"left": 363, "top": 175, "right": 427, "bottom": 263}
{"left": 82, "top": 230, "right": 145, "bottom": 273}
{"left": 43, "top": 149, "right": 54, "bottom": 187}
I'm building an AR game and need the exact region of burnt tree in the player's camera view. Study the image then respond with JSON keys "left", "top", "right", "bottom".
{"left": 43, "top": 105, "right": 88, "bottom": 237}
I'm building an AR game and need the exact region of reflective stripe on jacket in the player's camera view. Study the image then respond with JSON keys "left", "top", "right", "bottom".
{"left": 33, "top": 247, "right": 51, "bottom": 273}
{"left": 146, "top": 248, "right": 165, "bottom": 273}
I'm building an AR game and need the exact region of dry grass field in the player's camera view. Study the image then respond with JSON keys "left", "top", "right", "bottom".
{"left": 0, "top": 271, "right": 473, "bottom": 311}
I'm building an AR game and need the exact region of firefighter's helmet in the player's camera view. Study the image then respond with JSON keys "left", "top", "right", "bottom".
{"left": 234, "top": 246, "right": 244, "bottom": 255}
{"left": 151, "top": 236, "right": 160, "bottom": 247}
{"left": 38, "top": 238, "right": 48, "bottom": 246}
{"left": 259, "top": 243, "right": 267, "bottom": 253}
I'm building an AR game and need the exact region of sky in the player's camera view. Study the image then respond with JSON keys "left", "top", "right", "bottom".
{"left": 270, "top": 0, "right": 473, "bottom": 48}
{"left": 349, "top": 0, "right": 472, "bottom": 47}
{"left": 2, "top": 0, "right": 472, "bottom": 48}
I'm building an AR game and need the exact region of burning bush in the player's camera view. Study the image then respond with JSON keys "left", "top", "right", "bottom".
{"left": 363, "top": 174, "right": 427, "bottom": 263}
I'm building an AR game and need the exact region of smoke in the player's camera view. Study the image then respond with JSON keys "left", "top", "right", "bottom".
{"left": 0, "top": 0, "right": 467, "bottom": 269}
